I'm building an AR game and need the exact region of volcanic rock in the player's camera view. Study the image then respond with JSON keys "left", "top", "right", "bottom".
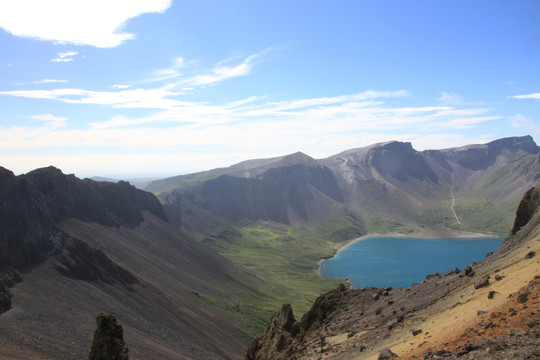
{"left": 89, "top": 313, "right": 128, "bottom": 360}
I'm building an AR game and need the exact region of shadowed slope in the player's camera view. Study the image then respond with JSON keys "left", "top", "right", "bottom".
{"left": 0, "top": 167, "right": 267, "bottom": 359}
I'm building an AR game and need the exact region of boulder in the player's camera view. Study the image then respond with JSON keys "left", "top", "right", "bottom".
{"left": 474, "top": 276, "right": 490, "bottom": 289}
{"left": 378, "top": 348, "right": 397, "bottom": 359}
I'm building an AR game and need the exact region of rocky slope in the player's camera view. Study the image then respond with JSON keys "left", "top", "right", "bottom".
{"left": 149, "top": 136, "right": 540, "bottom": 240}
{"left": 245, "top": 183, "right": 540, "bottom": 359}
{"left": 0, "top": 166, "right": 265, "bottom": 359}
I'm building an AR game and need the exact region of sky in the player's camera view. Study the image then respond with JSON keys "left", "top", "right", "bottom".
{"left": 0, "top": 0, "right": 539, "bottom": 179}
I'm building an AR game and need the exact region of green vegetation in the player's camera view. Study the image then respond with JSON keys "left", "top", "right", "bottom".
{"left": 196, "top": 222, "right": 344, "bottom": 327}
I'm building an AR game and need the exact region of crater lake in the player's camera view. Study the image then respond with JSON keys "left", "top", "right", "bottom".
{"left": 319, "top": 236, "right": 503, "bottom": 289}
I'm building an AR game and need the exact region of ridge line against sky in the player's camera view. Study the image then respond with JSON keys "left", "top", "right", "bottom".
{"left": 0, "top": 0, "right": 539, "bottom": 178}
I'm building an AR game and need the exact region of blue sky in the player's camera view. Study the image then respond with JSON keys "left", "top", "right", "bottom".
{"left": 1, "top": 0, "right": 539, "bottom": 178}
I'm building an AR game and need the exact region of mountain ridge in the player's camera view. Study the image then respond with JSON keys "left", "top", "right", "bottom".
{"left": 0, "top": 166, "right": 267, "bottom": 359}
{"left": 149, "top": 135, "right": 540, "bottom": 237}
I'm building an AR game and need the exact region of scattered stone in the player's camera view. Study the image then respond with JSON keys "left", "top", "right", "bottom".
{"left": 477, "top": 310, "right": 488, "bottom": 316}
{"left": 464, "top": 266, "right": 475, "bottom": 277}
{"left": 387, "top": 300, "right": 394, "bottom": 305}
{"left": 373, "top": 293, "right": 380, "bottom": 301}
{"left": 359, "top": 344, "right": 366, "bottom": 352}
{"left": 517, "top": 292, "right": 529, "bottom": 304}
{"left": 488, "top": 290, "right": 496, "bottom": 299}
{"left": 465, "top": 341, "right": 479, "bottom": 352}
{"left": 474, "top": 276, "right": 490, "bottom": 289}
{"left": 377, "top": 348, "right": 397, "bottom": 359}
{"left": 433, "top": 349, "right": 451, "bottom": 356}
{"left": 375, "top": 307, "right": 382, "bottom": 315}
{"left": 397, "top": 315, "right": 404, "bottom": 323}
{"left": 480, "top": 321, "right": 493, "bottom": 329}
{"left": 495, "top": 274, "right": 503, "bottom": 281}
{"left": 524, "top": 251, "right": 536, "bottom": 259}
{"left": 454, "top": 267, "right": 461, "bottom": 274}
{"left": 426, "top": 272, "right": 441, "bottom": 280}
{"left": 486, "top": 251, "right": 494, "bottom": 257}
{"left": 89, "top": 313, "right": 128, "bottom": 360}
{"left": 450, "top": 301, "right": 462, "bottom": 309}
{"left": 412, "top": 329, "right": 422, "bottom": 336}
{"left": 387, "top": 322, "right": 398, "bottom": 331}
{"left": 527, "top": 319, "right": 539, "bottom": 328}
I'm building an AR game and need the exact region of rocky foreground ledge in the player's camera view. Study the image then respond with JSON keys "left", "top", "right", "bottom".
{"left": 246, "top": 186, "right": 540, "bottom": 360}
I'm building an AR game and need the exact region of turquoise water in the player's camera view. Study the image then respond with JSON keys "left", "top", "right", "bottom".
{"left": 319, "top": 236, "right": 503, "bottom": 289}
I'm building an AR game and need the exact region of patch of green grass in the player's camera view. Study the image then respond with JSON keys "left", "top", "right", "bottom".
{"left": 200, "top": 222, "right": 344, "bottom": 327}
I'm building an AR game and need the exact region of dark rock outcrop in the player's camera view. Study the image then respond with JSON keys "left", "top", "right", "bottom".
{"left": 511, "top": 186, "right": 540, "bottom": 235}
{"left": 89, "top": 313, "right": 128, "bottom": 360}
{"left": 0, "top": 166, "right": 164, "bottom": 313}
{"left": 245, "top": 304, "right": 296, "bottom": 360}
{"left": 53, "top": 238, "right": 137, "bottom": 286}
{"left": 0, "top": 166, "right": 166, "bottom": 270}
{"left": 0, "top": 268, "right": 22, "bottom": 312}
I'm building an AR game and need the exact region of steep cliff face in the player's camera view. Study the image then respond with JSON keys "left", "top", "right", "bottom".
{"left": 0, "top": 166, "right": 166, "bottom": 270}
{"left": 199, "top": 164, "right": 342, "bottom": 224}
{"left": 156, "top": 153, "right": 345, "bottom": 230}
{"left": 511, "top": 186, "right": 540, "bottom": 235}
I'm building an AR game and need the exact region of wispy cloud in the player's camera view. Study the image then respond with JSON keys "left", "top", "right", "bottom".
{"left": 438, "top": 92, "right": 463, "bottom": 106}
{"left": 157, "top": 48, "right": 280, "bottom": 89}
{"left": 0, "top": 87, "right": 185, "bottom": 109}
{"left": 509, "top": 93, "right": 540, "bottom": 100}
{"left": 17, "top": 79, "right": 68, "bottom": 85}
{"left": 28, "top": 114, "right": 67, "bottom": 129}
{"left": 111, "top": 84, "right": 131, "bottom": 89}
{"left": 147, "top": 57, "right": 192, "bottom": 83}
{"left": 0, "top": 90, "right": 500, "bottom": 156}
{"left": 51, "top": 51, "right": 78, "bottom": 62}
{"left": 0, "top": 0, "right": 171, "bottom": 47}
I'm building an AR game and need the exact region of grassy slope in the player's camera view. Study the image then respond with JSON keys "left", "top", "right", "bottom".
{"left": 194, "top": 222, "right": 343, "bottom": 326}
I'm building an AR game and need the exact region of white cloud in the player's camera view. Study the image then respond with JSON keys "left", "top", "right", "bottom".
{"left": 34, "top": 79, "right": 68, "bottom": 84}
{"left": 111, "top": 84, "right": 130, "bottom": 89}
{"left": 16, "top": 79, "right": 68, "bottom": 85}
{"left": 0, "top": 90, "right": 500, "bottom": 155}
{"left": 147, "top": 57, "right": 189, "bottom": 82}
{"left": 0, "top": 0, "right": 172, "bottom": 47}
{"left": 28, "top": 114, "right": 67, "bottom": 128}
{"left": 509, "top": 93, "right": 540, "bottom": 100}
{"left": 51, "top": 51, "right": 78, "bottom": 62}
{"left": 438, "top": 92, "right": 463, "bottom": 106}
{"left": 510, "top": 113, "right": 540, "bottom": 136}
{"left": 190, "top": 53, "right": 259, "bottom": 86}
{"left": 0, "top": 87, "right": 185, "bottom": 109}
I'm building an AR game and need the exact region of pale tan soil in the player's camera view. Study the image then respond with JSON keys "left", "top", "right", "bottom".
{"left": 345, "top": 227, "right": 540, "bottom": 360}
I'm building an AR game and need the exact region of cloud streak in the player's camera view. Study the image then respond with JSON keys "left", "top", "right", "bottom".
{"left": 0, "top": 90, "right": 500, "bottom": 154}
{"left": 0, "top": 0, "right": 171, "bottom": 47}
{"left": 51, "top": 51, "right": 78, "bottom": 62}
{"left": 510, "top": 93, "right": 540, "bottom": 101}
